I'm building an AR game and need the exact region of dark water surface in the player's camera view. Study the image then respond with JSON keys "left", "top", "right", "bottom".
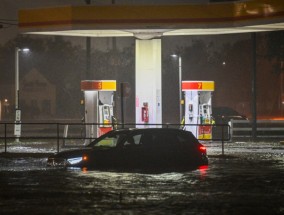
{"left": 0, "top": 143, "right": 283, "bottom": 214}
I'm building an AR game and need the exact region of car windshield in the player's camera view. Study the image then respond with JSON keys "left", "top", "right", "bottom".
{"left": 88, "top": 130, "right": 129, "bottom": 148}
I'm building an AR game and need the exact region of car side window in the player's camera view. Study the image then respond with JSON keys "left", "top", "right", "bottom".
{"left": 140, "top": 132, "right": 153, "bottom": 146}
{"left": 122, "top": 134, "right": 142, "bottom": 147}
{"left": 151, "top": 131, "right": 178, "bottom": 147}
{"left": 95, "top": 134, "right": 122, "bottom": 147}
{"left": 153, "top": 132, "right": 166, "bottom": 146}
{"left": 164, "top": 132, "right": 179, "bottom": 146}
{"left": 133, "top": 134, "right": 142, "bottom": 144}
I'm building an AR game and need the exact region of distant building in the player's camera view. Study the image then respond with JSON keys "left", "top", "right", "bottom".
{"left": 20, "top": 68, "right": 56, "bottom": 119}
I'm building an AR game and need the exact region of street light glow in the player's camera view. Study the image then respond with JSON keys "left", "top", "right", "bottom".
{"left": 21, "top": 48, "right": 30, "bottom": 52}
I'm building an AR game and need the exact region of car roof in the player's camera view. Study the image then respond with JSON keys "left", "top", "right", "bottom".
{"left": 110, "top": 128, "right": 197, "bottom": 138}
{"left": 113, "top": 128, "right": 187, "bottom": 133}
{"left": 88, "top": 128, "right": 198, "bottom": 147}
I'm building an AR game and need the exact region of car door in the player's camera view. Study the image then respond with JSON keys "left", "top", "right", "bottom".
{"left": 88, "top": 131, "right": 127, "bottom": 170}
{"left": 152, "top": 130, "right": 181, "bottom": 168}
{"left": 138, "top": 130, "right": 179, "bottom": 169}
{"left": 118, "top": 131, "right": 145, "bottom": 170}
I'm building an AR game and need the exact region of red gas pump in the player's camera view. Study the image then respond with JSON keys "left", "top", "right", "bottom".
{"left": 141, "top": 102, "right": 149, "bottom": 123}
{"left": 98, "top": 104, "right": 113, "bottom": 136}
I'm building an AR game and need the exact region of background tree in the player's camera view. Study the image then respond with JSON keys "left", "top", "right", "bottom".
{"left": 265, "top": 31, "right": 284, "bottom": 73}
{"left": 258, "top": 31, "right": 284, "bottom": 117}
{"left": 90, "top": 42, "right": 135, "bottom": 123}
{"left": 0, "top": 35, "right": 84, "bottom": 119}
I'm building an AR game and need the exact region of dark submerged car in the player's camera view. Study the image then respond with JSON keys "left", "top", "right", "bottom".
{"left": 47, "top": 128, "right": 208, "bottom": 172}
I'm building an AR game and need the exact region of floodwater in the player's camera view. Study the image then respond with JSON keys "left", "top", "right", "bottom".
{"left": 0, "top": 142, "right": 283, "bottom": 214}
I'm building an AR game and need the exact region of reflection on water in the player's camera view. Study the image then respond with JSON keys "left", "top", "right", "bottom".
{"left": 0, "top": 157, "right": 48, "bottom": 171}
{"left": 74, "top": 167, "right": 205, "bottom": 193}
{"left": 64, "top": 167, "right": 210, "bottom": 209}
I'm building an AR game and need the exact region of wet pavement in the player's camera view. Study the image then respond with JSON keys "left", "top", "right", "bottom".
{"left": 0, "top": 141, "right": 283, "bottom": 214}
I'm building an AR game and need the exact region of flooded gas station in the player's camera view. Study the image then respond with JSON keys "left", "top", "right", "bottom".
{"left": 0, "top": 1, "right": 284, "bottom": 214}
{"left": 0, "top": 141, "right": 283, "bottom": 214}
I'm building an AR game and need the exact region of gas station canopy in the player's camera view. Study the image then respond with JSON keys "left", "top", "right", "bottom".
{"left": 17, "top": 0, "right": 284, "bottom": 134}
{"left": 18, "top": 0, "right": 284, "bottom": 38}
